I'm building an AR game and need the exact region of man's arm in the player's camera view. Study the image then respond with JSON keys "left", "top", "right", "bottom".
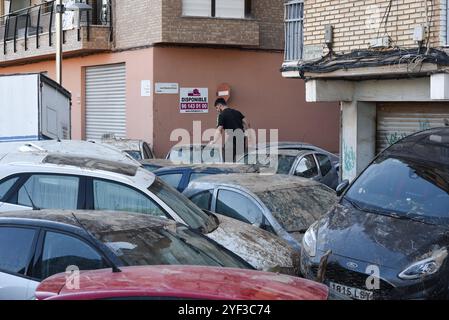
{"left": 210, "top": 126, "right": 224, "bottom": 145}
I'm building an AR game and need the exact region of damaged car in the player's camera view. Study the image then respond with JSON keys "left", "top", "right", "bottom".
{"left": 0, "top": 152, "right": 299, "bottom": 275}
{"left": 184, "top": 174, "right": 338, "bottom": 252}
{"left": 300, "top": 127, "right": 449, "bottom": 300}
{"left": 0, "top": 210, "right": 252, "bottom": 300}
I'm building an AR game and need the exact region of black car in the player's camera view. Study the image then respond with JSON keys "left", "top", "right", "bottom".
{"left": 300, "top": 127, "right": 449, "bottom": 300}
{"left": 0, "top": 210, "right": 252, "bottom": 300}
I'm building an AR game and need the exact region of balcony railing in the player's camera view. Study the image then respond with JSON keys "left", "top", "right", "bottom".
{"left": 284, "top": 0, "right": 304, "bottom": 61}
{"left": 0, "top": 0, "right": 112, "bottom": 55}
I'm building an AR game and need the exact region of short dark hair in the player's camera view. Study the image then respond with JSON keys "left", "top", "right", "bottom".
{"left": 214, "top": 98, "right": 227, "bottom": 107}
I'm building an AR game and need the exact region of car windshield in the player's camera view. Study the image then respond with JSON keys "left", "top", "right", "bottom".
{"left": 345, "top": 156, "right": 449, "bottom": 225}
{"left": 148, "top": 178, "right": 217, "bottom": 233}
{"left": 169, "top": 146, "right": 222, "bottom": 164}
{"left": 98, "top": 225, "right": 250, "bottom": 269}
{"left": 255, "top": 186, "right": 337, "bottom": 232}
{"left": 125, "top": 150, "right": 142, "bottom": 160}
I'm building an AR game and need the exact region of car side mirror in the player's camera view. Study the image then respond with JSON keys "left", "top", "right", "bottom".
{"left": 336, "top": 180, "right": 350, "bottom": 197}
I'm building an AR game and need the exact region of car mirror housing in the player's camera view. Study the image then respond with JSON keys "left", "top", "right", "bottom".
{"left": 336, "top": 180, "right": 350, "bottom": 197}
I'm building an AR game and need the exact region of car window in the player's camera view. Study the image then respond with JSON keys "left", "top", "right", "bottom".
{"left": 93, "top": 180, "right": 167, "bottom": 218}
{"left": 277, "top": 155, "right": 298, "bottom": 174}
{"left": 36, "top": 231, "right": 107, "bottom": 280}
{"left": 17, "top": 175, "right": 79, "bottom": 209}
{"left": 0, "top": 177, "right": 19, "bottom": 200}
{"left": 143, "top": 143, "right": 154, "bottom": 159}
{"left": 316, "top": 154, "right": 332, "bottom": 176}
{"left": 125, "top": 150, "right": 142, "bottom": 160}
{"left": 142, "top": 164, "right": 161, "bottom": 172}
{"left": 189, "top": 173, "right": 212, "bottom": 184}
{"left": 294, "top": 155, "right": 319, "bottom": 179}
{"left": 190, "top": 190, "right": 213, "bottom": 211}
{"left": 216, "top": 190, "right": 263, "bottom": 225}
{"left": 0, "top": 227, "right": 36, "bottom": 275}
{"left": 159, "top": 174, "right": 184, "bottom": 189}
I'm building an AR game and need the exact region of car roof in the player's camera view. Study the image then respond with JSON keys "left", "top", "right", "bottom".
{"left": 155, "top": 163, "right": 259, "bottom": 174}
{"left": 0, "top": 210, "right": 174, "bottom": 233}
{"left": 0, "top": 152, "right": 140, "bottom": 177}
{"left": 96, "top": 139, "right": 145, "bottom": 152}
{"left": 247, "top": 149, "right": 310, "bottom": 157}
{"left": 187, "top": 173, "right": 323, "bottom": 193}
{"left": 37, "top": 265, "right": 328, "bottom": 300}
{"left": 0, "top": 140, "right": 140, "bottom": 166}
{"left": 385, "top": 127, "right": 449, "bottom": 166}
{"left": 140, "top": 159, "right": 182, "bottom": 168}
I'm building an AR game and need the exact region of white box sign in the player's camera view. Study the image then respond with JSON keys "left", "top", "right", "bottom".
{"left": 155, "top": 83, "right": 179, "bottom": 94}
{"left": 141, "top": 80, "right": 152, "bottom": 97}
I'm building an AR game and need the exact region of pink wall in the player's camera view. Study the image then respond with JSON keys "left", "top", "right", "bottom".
{"left": 0, "top": 48, "right": 155, "bottom": 145}
{"left": 153, "top": 46, "right": 340, "bottom": 156}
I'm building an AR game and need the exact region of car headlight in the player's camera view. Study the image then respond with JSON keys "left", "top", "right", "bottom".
{"left": 398, "top": 248, "right": 448, "bottom": 280}
{"left": 302, "top": 222, "right": 318, "bottom": 258}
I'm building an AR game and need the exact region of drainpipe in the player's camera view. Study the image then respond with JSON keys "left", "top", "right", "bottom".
{"left": 55, "top": 0, "right": 64, "bottom": 85}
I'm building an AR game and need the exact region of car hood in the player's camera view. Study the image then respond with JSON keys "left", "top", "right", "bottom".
{"left": 316, "top": 203, "right": 449, "bottom": 269}
{"left": 207, "top": 214, "right": 300, "bottom": 275}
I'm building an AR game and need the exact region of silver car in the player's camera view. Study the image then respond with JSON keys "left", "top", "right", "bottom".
{"left": 0, "top": 151, "right": 299, "bottom": 275}
{"left": 184, "top": 174, "right": 338, "bottom": 252}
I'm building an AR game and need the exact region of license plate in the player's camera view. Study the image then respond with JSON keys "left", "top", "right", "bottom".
{"left": 329, "top": 282, "right": 374, "bottom": 300}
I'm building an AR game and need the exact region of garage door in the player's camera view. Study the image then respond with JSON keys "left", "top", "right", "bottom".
{"left": 377, "top": 103, "right": 449, "bottom": 154}
{"left": 85, "top": 63, "right": 126, "bottom": 140}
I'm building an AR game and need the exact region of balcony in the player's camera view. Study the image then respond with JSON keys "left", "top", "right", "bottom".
{"left": 0, "top": 0, "right": 112, "bottom": 66}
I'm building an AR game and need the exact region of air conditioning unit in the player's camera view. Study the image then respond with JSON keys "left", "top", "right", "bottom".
{"left": 370, "top": 37, "right": 390, "bottom": 49}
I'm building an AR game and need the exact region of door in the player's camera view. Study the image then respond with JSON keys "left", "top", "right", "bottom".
{"left": 376, "top": 103, "right": 449, "bottom": 154}
{"left": 214, "top": 189, "right": 264, "bottom": 226}
{"left": 0, "top": 226, "right": 39, "bottom": 300}
{"left": 85, "top": 63, "right": 126, "bottom": 140}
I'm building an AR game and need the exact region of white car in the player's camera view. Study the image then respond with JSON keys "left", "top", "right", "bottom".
{"left": 0, "top": 152, "right": 299, "bottom": 279}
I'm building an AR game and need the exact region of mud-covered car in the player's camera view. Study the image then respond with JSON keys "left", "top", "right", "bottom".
{"left": 166, "top": 144, "right": 223, "bottom": 163}
{"left": 92, "top": 138, "right": 155, "bottom": 160}
{"left": 301, "top": 127, "right": 449, "bottom": 300}
{"left": 184, "top": 174, "right": 338, "bottom": 252}
{"left": 0, "top": 152, "right": 299, "bottom": 275}
{"left": 0, "top": 210, "right": 252, "bottom": 300}
{"left": 154, "top": 163, "right": 259, "bottom": 192}
{"left": 239, "top": 149, "right": 339, "bottom": 189}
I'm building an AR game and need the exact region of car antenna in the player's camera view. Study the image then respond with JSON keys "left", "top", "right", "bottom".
{"left": 70, "top": 212, "right": 122, "bottom": 273}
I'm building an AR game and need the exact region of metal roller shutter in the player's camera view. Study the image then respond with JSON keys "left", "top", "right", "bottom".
{"left": 376, "top": 103, "right": 449, "bottom": 154}
{"left": 85, "top": 63, "right": 126, "bottom": 140}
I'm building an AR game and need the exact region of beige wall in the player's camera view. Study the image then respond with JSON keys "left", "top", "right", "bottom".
{"left": 153, "top": 46, "right": 340, "bottom": 156}
{"left": 0, "top": 48, "right": 155, "bottom": 145}
{"left": 304, "top": 0, "right": 445, "bottom": 55}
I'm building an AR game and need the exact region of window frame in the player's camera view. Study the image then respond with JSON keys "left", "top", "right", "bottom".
{"left": 284, "top": 0, "right": 304, "bottom": 61}
{"left": 0, "top": 224, "right": 40, "bottom": 281}
{"left": 315, "top": 153, "right": 333, "bottom": 177}
{"left": 189, "top": 189, "right": 214, "bottom": 211}
{"left": 183, "top": 0, "right": 252, "bottom": 19}
{"left": 293, "top": 154, "right": 320, "bottom": 179}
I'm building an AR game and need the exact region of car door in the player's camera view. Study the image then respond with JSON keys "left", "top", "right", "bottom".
{"left": 292, "top": 154, "right": 321, "bottom": 182}
{"left": 315, "top": 153, "right": 338, "bottom": 189}
{"left": 0, "top": 174, "right": 84, "bottom": 212}
{"left": 31, "top": 230, "right": 109, "bottom": 285}
{"left": 212, "top": 188, "right": 264, "bottom": 227}
{"left": 0, "top": 226, "right": 39, "bottom": 300}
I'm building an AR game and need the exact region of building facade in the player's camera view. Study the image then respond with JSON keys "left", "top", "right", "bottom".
{"left": 282, "top": 0, "right": 449, "bottom": 181}
{"left": 0, "top": 0, "right": 339, "bottom": 156}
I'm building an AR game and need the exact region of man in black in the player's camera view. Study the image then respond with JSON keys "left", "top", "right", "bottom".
{"left": 210, "top": 98, "right": 251, "bottom": 162}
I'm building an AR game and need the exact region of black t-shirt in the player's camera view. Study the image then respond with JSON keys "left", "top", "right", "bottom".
{"left": 217, "top": 108, "right": 245, "bottom": 131}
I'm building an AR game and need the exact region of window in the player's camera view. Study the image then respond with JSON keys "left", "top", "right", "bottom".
{"left": 189, "top": 173, "right": 211, "bottom": 184}
{"left": 0, "top": 227, "right": 35, "bottom": 275}
{"left": 182, "top": 0, "right": 251, "bottom": 19}
{"left": 17, "top": 175, "right": 79, "bottom": 210}
{"left": 190, "top": 190, "right": 213, "bottom": 210}
{"left": 36, "top": 231, "right": 107, "bottom": 280}
{"left": 0, "top": 177, "right": 19, "bottom": 201}
{"left": 159, "top": 173, "right": 184, "bottom": 190}
{"left": 316, "top": 154, "right": 332, "bottom": 176}
{"left": 93, "top": 180, "right": 167, "bottom": 217}
{"left": 284, "top": 0, "right": 304, "bottom": 61}
{"left": 294, "top": 155, "right": 319, "bottom": 179}
{"left": 143, "top": 143, "right": 154, "bottom": 159}
{"left": 216, "top": 190, "right": 263, "bottom": 225}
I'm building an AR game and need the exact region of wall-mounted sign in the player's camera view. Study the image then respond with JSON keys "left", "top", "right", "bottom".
{"left": 180, "top": 88, "right": 209, "bottom": 113}
{"left": 217, "top": 83, "right": 231, "bottom": 102}
{"left": 141, "top": 80, "right": 152, "bottom": 97}
{"left": 155, "top": 83, "right": 179, "bottom": 94}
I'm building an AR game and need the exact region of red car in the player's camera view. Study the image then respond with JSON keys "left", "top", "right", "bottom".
{"left": 36, "top": 265, "right": 328, "bottom": 300}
